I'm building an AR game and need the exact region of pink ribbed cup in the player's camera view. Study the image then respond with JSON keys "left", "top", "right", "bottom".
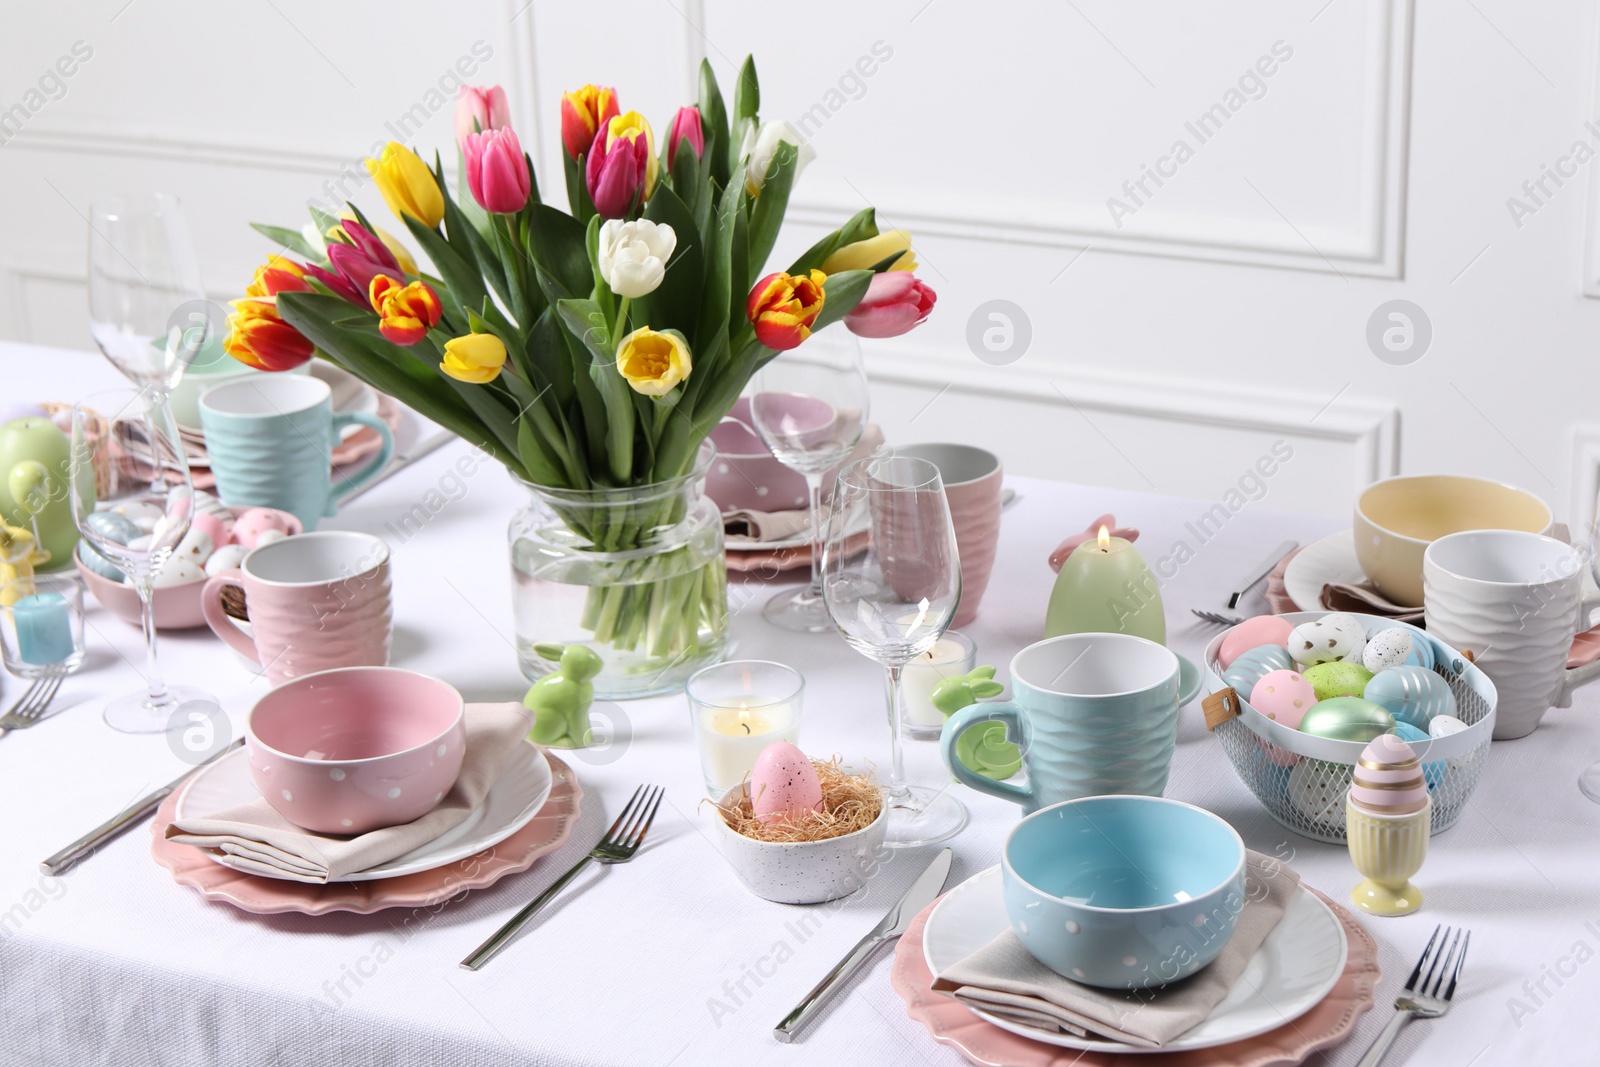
{"left": 899, "top": 444, "right": 1003, "bottom": 628}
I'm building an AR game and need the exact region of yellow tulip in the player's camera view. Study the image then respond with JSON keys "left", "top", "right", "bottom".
{"left": 616, "top": 327, "right": 691, "bottom": 396}
{"left": 331, "top": 215, "right": 419, "bottom": 275}
{"left": 819, "top": 229, "right": 917, "bottom": 273}
{"left": 440, "top": 332, "right": 508, "bottom": 384}
{"left": 364, "top": 142, "right": 444, "bottom": 228}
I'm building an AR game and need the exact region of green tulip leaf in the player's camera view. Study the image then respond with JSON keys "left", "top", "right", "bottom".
{"left": 250, "top": 223, "right": 326, "bottom": 265}
{"left": 733, "top": 55, "right": 760, "bottom": 124}
{"left": 556, "top": 297, "right": 634, "bottom": 483}
{"left": 698, "top": 59, "right": 730, "bottom": 189}
{"left": 525, "top": 204, "right": 593, "bottom": 303}
{"left": 638, "top": 185, "right": 703, "bottom": 343}
{"left": 811, "top": 269, "right": 873, "bottom": 333}
{"left": 746, "top": 141, "right": 796, "bottom": 282}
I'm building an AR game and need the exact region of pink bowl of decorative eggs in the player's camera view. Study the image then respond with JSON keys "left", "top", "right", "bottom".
{"left": 247, "top": 667, "right": 466, "bottom": 835}
{"left": 75, "top": 500, "right": 303, "bottom": 630}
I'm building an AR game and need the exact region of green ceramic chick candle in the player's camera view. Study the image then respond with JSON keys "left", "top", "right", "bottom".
{"left": 1, "top": 417, "right": 88, "bottom": 571}
{"left": 1044, "top": 525, "right": 1165, "bottom": 643}
{"left": 932, "top": 666, "right": 1020, "bottom": 780}
{"left": 523, "top": 644, "right": 603, "bottom": 749}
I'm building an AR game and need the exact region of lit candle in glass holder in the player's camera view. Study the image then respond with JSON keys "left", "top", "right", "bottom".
{"left": 901, "top": 631, "right": 976, "bottom": 739}
{"left": 687, "top": 660, "right": 803, "bottom": 796}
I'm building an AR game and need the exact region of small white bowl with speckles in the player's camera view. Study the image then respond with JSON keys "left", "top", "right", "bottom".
{"left": 712, "top": 784, "right": 889, "bottom": 904}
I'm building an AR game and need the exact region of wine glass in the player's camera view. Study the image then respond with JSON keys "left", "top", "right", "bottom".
{"left": 822, "top": 452, "right": 968, "bottom": 846}
{"left": 71, "top": 389, "right": 214, "bottom": 734}
{"left": 750, "top": 331, "right": 870, "bottom": 632}
{"left": 87, "top": 193, "right": 211, "bottom": 397}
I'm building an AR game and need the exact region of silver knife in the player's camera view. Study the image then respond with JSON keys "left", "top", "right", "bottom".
{"left": 1228, "top": 539, "right": 1297, "bottom": 608}
{"left": 337, "top": 430, "right": 456, "bottom": 505}
{"left": 773, "top": 847, "right": 953, "bottom": 1043}
{"left": 40, "top": 737, "right": 245, "bottom": 876}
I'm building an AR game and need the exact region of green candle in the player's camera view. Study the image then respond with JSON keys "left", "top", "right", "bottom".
{"left": 1044, "top": 529, "right": 1166, "bottom": 643}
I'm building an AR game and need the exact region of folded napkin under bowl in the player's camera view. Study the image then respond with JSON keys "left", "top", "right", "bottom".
{"left": 246, "top": 666, "right": 467, "bottom": 834}
{"left": 1003, "top": 796, "right": 1246, "bottom": 989}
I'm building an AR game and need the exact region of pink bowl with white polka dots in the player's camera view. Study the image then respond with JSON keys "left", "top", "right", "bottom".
{"left": 246, "top": 667, "right": 466, "bottom": 835}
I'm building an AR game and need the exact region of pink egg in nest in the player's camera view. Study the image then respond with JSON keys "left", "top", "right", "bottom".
{"left": 231, "top": 507, "right": 297, "bottom": 548}
{"left": 1218, "top": 615, "right": 1295, "bottom": 668}
{"left": 749, "top": 742, "right": 824, "bottom": 824}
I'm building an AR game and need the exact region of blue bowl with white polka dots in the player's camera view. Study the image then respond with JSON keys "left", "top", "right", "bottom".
{"left": 1001, "top": 796, "right": 1246, "bottom": 989}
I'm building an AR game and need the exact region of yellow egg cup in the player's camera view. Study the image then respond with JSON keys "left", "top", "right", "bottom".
{"left": 1345, "top": 796, "right": 1430, "bottom": 916}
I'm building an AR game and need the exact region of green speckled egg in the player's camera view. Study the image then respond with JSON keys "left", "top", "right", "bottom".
{"left": 1302, "top": 661, "right": 1375, "bottom": 702}
{"left": 1299, "top": 697, "right": 1395, "bottom": 742}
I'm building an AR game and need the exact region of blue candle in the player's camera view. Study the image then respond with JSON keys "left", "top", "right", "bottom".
{"left": 14, "top": 592, "right": 74, "bottom": 665}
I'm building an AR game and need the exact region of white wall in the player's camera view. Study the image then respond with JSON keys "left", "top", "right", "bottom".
{"left": 4, "top": 0, "right": 1598, "bottom": 523}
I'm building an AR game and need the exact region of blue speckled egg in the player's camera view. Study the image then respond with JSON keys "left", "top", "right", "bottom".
{"left": 1388, "top": 722, "right": 1447, "bottom": 790}
{"left": 84, "top": 510, "right": 139, "bottom": 546}
{"left": 1363, "top": 665, "right": 1455, "bottom": 730}
{"left": 78, "top": 542, "right": 125, "bottom": 582}
{"left": 1222, "top": 644, "right": 1295, "bottom": 696}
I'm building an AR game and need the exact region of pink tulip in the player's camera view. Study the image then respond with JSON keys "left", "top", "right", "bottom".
{"left": 667, "top": 106, "right": 704, "bottom": 168}
{"left": 843, "top": 272, "right": 936, "bottom": 338}
{"left": 464, "top": 127, "right": 532, "bottom": 214}
{"left": 454, "top": 85, "right": 510, "bottom": 149}
{"left": 304, "top": 220, "right": 402, "bottom": 307}
{"left": 585, "top": 126, "right": 647, "bottom": 219}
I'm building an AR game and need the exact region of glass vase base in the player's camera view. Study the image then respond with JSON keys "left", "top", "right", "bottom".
{"left": 1579, "top": 762, "right": 1600, "bottom": 803}
{"left": 102, "top": 685, "right": 217, "bottom": 735}
{"left": 762, "top": 587, "right": 834, "bottom": 632}
{"left": 1350, "top": 878, "right": 1423, "bottom": 917}
{"left": 883, "top": 787, "right": 968, "bottom": 847}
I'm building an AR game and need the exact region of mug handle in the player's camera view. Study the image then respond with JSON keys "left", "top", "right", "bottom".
{"left": 201, "top": 571, "right": 260, "bottom": 666}
{"left": 940, "top": 701, "right": 1033, "bottom": 806}
{"left": 328, "top": 412, "right": 396, "bottom": 512}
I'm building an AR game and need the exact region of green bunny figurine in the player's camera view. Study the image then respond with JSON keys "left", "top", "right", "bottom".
{"left": 932, "top": 666, "right": 1022, "bottom": 781}
{"left": 522, "top": 644, "right": 603, "bottom": 749}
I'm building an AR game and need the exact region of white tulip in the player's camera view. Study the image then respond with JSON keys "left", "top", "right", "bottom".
{"left": 597, "top": 219, "right": 677, "bottom": 299}
{"left": 740, "top": 119, "right": 816, "bottom": 194}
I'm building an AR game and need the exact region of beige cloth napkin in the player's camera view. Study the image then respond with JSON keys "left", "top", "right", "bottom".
{"left": 931, "top": 853, "right": 1300, "bottom": 1049}
{"left": 721, "top": 425, "right": 885, "bottom": 545}
{"left": 166, "top": 702, "right": 534, "bottom": 884}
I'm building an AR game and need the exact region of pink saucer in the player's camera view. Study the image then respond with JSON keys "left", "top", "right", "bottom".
{"left": 891, "top": 886, "right": 1378, "bottom": 1067}
{"left": 150, "top": 751, "right": 581, "bottom": 915}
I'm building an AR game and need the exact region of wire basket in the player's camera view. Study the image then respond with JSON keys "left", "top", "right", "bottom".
{"left": 1203, "top": 612, "right": 1498, "bottom": 844}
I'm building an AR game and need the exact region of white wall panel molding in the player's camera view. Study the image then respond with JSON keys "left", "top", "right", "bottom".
{"left": 1567, "top": 425, "right": 1600, "bottom": 532}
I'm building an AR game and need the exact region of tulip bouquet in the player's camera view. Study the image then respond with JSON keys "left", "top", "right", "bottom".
{"left": 226, "top": 58, "right": 935, "bottom": 691}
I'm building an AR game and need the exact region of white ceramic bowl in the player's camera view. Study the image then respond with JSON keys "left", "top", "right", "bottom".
{"left": 712, "top": 783, "right": 888, "bottom": 904}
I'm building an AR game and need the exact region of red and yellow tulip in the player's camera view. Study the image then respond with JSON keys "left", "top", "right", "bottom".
{"left": 746, "top": 270, "right": 826, "bottom": 350}
{"left": 368, "top": 274, "right": 442, "bottom": 346}
{"left": 244, "top": 255, "right": 310, "bottom": 299}
{"left": 559, "top": 84, "right": 619, "bottom": 161}
{"left": 224, "top": 298, "right": 313, "bottom": 371}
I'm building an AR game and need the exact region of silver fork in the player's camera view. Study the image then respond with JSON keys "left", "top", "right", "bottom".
{"left": 1191, "top": 608, "right": 1245, "bottom": 627}
{"left": 0, "top": 666, "right": 67, "bottom": 739}
{"left": 460, "top": 784, "right": 664, "bottom": 971}
{"left": 1356, "top": 925, "right": 1470, "bottom": 1067}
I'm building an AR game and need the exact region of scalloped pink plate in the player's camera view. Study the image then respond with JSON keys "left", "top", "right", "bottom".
{"left": 150, "top": 750, "right": 581, "bottom": 915}
{"left": 892, "top": 885, "right": 1378, "bottom": 1067}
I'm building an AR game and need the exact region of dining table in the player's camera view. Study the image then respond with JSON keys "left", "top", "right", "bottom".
{"left": 1, "top": 341, "right": 1593, "bottom": 1067}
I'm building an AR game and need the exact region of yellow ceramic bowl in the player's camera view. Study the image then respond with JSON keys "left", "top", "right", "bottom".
{"left": 1353, "top": 474, "right": 1552, "bottom": 606}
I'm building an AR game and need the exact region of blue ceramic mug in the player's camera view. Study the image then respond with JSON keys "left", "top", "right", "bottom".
{"left": 940, "top": 633, "right": 1182, "bottom": 812}
{"left": 200, "top": 375, "right": 393, "bottom": 531}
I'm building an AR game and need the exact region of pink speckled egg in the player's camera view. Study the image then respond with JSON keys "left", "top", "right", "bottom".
{"left": 189, "top": 512, "right": 229, "bottom": 555}
{"left": 1218, "top": 615, "right": 1294, "bottom": 668}
{"left": 231, "top": 507, "right": 297, "bottom": 548}
{"left": 749, "top": 742, "right": 824, "bottom": 824}
{"left": 1350, "top": 733, "right": 1428, "bottom": 815}
{"left": 1250, "top": 669, "right": 1316, "bottom": 729}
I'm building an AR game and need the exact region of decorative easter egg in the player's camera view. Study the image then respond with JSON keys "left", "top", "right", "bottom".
{"left": 152, "top": 557, "right": 205, "bottom": 588}
{"left": 231, "top": 507, "right": 296, "bottom": 548}
{"left": 205, "top": 543, "right": 250, "bottom": 576}
{"left": 1249, "top": 743, "right": 1295, "bottom": 797}
{"left": 1288, "top": 758, "right": 1348, "bottom": 832}
{"left": 172, "top": 528, "right": 214, "bottom": 566}
{"left": 84, "top": 510, "right": 139, "bottom": 546}
{"left": 1387, "top": 723, "right": 1447, "bottom": 791}
{"left": 1303, "top": 661, "right": 1375, "bottom": 702}
{"left": 0, "top": 403, "right": 49, "bottom": 424}
{"left": 1221, "top": 644, "right": 1295, "bottom": 696}
{"left": 749, "top": 742, "right": 824, "bottom": 824}
{"left": 1288, "top": 613, "right": 1367, "bottom": 666}
{"left": 1406, "top": 634, "right": 1437, "bottom": 670}
{"left": 192, "top": 490, "right": 233, "bottom": 526}
{"left": 1299, "top": 697, "right": 1395, "bottom": 743}
{"left": 1362, "top": 627, "right": 1414, "bottom": 673}
{"left": 189, "top": 512, "right": 229, "bottom": 554}
{"left": 126, "top": 534, "right": 152, "bottom": 552}
{"left": 1218, "top": 615, "right": 1295, "bottom": 668}
{"left": 252, "top": 529, "right": 288, "bottom": 547}
{"left": 113, "top": 502, "right": 164, "bottom": 533}
{"left": 1427, "top": 714, "right": 1468, "bottom": 738}
{"left": 78, "top": 543, "right": 125, "bottom": 582}
{"left": 1362, "top": 665, "right": 1455, "bottom": 730}
{"left": 1350, "top": 733, "right": 1428, "bottom": 814}
{"left": 1250, "top": 669, "right": 1317, "bottom": 728}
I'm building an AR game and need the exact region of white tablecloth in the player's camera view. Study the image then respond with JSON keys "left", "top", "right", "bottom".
{"left": 2, "top": 345, "right": 1595, "bottom": 1066}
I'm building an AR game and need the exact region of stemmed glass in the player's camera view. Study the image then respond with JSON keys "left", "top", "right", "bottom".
{"left": 70, "top": 390, "right": 213, "bottom": 733}
{"left": 87, "top": 193, "right": 211, "bottom": 397}
{"left": 750, "top": 331, "right": 870, "bottom": 632}
{"left": 822, "top": 452, "right": 968, "bottom": 846}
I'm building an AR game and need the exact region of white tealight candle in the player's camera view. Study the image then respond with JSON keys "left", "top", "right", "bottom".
{"left": 902, "top": 631, "right": 977, "bottom": 737}
{"left": 695, "top": 698, "right": 800, "bottom": 793}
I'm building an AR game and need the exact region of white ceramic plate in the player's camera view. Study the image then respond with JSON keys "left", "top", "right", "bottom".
{"left": 175, "top": 740, "right": 553, "bottom": 882}
{"left": 1281, "top": 530, "right": 1366, "bottom": 613}
{"left": 921, "top": 865, "right": 1347, "bottom": 1053}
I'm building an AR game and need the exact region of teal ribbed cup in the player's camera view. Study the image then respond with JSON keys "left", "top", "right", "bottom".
{"left": 199, "top": 374, "right": 393, "bottom": 530}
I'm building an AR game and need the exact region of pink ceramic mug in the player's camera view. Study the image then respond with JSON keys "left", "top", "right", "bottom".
{"left": 202, "top": 531, "right": 393, "bottom": 685}
{"left": 897, "top": 444, "right": 1003, "bottom": 627}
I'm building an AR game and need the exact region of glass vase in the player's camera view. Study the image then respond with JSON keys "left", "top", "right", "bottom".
{"left": 509, "top": 442, "right": 729, "bottom": 699}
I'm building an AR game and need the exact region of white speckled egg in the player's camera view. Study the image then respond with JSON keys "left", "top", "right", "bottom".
{"left": 749, "top": 742, "right": 824, "bottom": 824}
{"left": 1221, "top": 644, "right": 1295, "bottom": 696}
{"left": 1428, "top": 714, "right": 1468, "bottom": 738}
{"left": 1288, "top": 758, "right": 1348, "bottom": 832}
{"left": 1363, "top": 665, "right": 1456, "bottom": 730}
{"left": 152, "top": 557, "right": 205, "bottom": 587}
{"left": 1289, "top": 613, "right": 1366, "bottom": 666}
{"left": 1362, "top": 627, "right": 1414, "bottom": 673}
{"left": 204, "top": 543, "right": 250, "bottom": 576}
{"left": 172, "top": 528, "right": 214, "bottom": 565}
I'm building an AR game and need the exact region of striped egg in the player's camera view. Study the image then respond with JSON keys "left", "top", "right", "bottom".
{"left": 1363, "top": 665, "right": 1455, "bottom": 730}
{"left": 1350, "top": 732, "right": 1427, "bottom": 815}
{"left": 1222, "top": 644, "right": 1295, "bottom": 696}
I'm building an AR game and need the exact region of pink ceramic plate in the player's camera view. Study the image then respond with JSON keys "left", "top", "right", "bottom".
{"left": 725, "top": 529, "right": 870, "bottom": 574}
{"left": 891, "top": 886, "right": 1378, "bottom": 1067}
{"left": 150, "top": 751, "right": 581, "bottom": 915}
